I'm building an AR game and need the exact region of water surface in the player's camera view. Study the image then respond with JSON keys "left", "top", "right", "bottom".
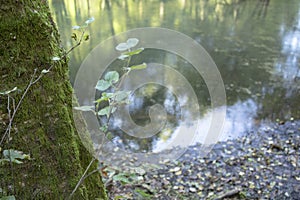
{"left": 50, "top": 0, "right": 300, "bottom": 152}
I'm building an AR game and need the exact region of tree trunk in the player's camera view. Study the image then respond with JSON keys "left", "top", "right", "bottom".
{"left": 0, "top": 1, "right": 107, "bottom": 199}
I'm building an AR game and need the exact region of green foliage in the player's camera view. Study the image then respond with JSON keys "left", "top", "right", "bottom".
{"left": 0, "top": 149, "right": 30, "bottom": 165}
{"left": 0, "top": 195, "right": 16, "bottom": 200}
{"left": 134, "top": 188, "right": 153, "bottom": 199}
{"left": 0, "top": 87, "right": 17, "bottom": 95}
{"left": 77, "top": 38, "right": 147, "bottom": 126}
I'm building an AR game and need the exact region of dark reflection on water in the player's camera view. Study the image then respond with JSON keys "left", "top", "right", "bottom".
{"left": 50, "top": 0, "right": 300, "bottom": 152}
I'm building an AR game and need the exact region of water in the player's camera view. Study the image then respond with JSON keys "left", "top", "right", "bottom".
{"left": 50, "top": 0, "right": 300, "bottom": 153}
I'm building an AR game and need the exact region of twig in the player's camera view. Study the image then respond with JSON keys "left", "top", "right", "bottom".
{"left": 68, "top": 157, "right": 96, "bottom": 200}
{"left": 213, "top": 188, "right": 241, "bottom": 200}
{"left": 1, "top": 69, "right": 38, "bottom": 145}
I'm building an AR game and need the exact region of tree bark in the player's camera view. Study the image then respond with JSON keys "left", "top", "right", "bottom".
{"left": 0, "top": 1, "right": 107, "bottom": 199}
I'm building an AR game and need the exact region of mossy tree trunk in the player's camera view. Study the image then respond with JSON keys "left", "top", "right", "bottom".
{"left": 0, "top": 1, "right": 107, "bottom": 199}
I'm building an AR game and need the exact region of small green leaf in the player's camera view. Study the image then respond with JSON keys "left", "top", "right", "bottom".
{"left": 95, "top": 80, "right": 111, "bottom": 91}
{"left": 98, "top": 106, "right": 117, "bottom": 117}
{"left": 125, "top": 48, "right": 144, "bottom": 56}
{"left": 113, "top": 173, "right": 131, "bottom": 184}
{"left": 71, "top": 33, "right": 77, "bottom": 41}
{"left": 134, "top": 188, "right": 153, "bottom": 199}
{"left": 84, "top": 34, "right": 89, "bottom": 41}
{"left": 3, "top": 149, "right": 30, "bottom": 164}
{"left": 130, "top": 63, "right": 147, "bottom": 70}
{"left": 106, "top": 132, "right": 113, "bottom": 140}
{"left": 104, "top": 71, "right": 119, "bottom": 84}
{"left": 0, "top": 87, "right": 17, "bottom": 95}
{"left": 116, "top": 42, "right": 129, "bottom": 51}
{"left": 118, "top": 54, "right": 129, "bottom": 60}
{"left": 72, "top": 25, "right": 80, "bottom": 30}
{"left": 41, "top": 69, "right": 50, "bottom": 74}
{"left": 126, "top": 38, "right": 139, "bottom": 48}
{"left": 74, "top": 106, "right": 94, "bottom": 112}
{"left": 52, "top": 56, "right": 60, "bottom": 61}
{"left": 100, "top": 125, "right": 108, "bottom": 133}
{"left": 85, "top": 17, "right": 95, "bottom": 24}
{"left": 114, "top": 91, "right": 130, "bottom": 102}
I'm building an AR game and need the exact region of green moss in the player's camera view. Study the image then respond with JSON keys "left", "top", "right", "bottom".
{"left": 0, "top": 1, "right": 107, "bottom": 199}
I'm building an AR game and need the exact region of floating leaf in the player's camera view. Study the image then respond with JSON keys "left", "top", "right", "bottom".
{"left": 130, "top": 63, "right": 147, "bottom": 70}
{"left": 2, "top": 149, "right": 30, "bottom": 164}
{"left": 104, "top": 71, "right": 119, "bottom": 84}
{"left": 72, "top": 25, "right": 80, "bottom": 30}
{"left": 98, "top": 106, "right": 116, "bottom": 117}
{"left": 85, "top": 17, "right": 95, "bottom": 24}
{"left": 95, "top": 80, "right": 111, "bottom": 91}
{"left": 74, "top": 106, "right": 94, "bottom": 112}
{"left": 126, "top": 38, "right": 139, "bottom": 48}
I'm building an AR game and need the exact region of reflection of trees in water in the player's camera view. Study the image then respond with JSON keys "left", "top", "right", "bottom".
{"left": 50, "top": 0, "right": 300, "bottom": 146}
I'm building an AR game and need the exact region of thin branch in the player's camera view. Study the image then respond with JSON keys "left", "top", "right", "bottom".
{"left": 68, "top": 157, "right": 96, "bottom": 200}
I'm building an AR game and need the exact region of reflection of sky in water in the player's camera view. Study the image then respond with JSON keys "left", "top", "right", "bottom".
{"left": 153, "top": 99, "right": 257, "bottom": 152}
{"left": 277, "top": 9, "right": 300, "bottom": 81}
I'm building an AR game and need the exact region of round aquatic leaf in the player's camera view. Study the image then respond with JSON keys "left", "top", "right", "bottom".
{"left": 95, "top": 80, "right": 111, "bottom": 91}
{"left": 104, "top": 71, "right": 119, "bottom": 83}
{"left": 116, "top": 42, "right": 129, "bottom": 51}
{"left": 126, "top": 38, "right": 139, "bottom": 48}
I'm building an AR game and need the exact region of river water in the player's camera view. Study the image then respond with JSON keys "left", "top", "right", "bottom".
{"left": 50, "top": 0, "right": 300, "bottom": 153}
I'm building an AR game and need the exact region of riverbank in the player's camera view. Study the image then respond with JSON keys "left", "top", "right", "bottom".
{"left": 107, "top": 120, "right": 300, "bottom": 199}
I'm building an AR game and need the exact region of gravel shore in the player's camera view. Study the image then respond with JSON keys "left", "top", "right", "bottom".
{"left": 106, "top": 121, "right": 300, "bottom": 200}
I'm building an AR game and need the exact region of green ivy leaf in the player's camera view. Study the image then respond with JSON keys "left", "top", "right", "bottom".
{"left": 130, "top": 63, "right": 147, "bottom": 70}
{"left": 104, "top": 71, "right": 119, "bottom": 84}
{"left": 95, "top": 80, "right": 111, "bottom": 91}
